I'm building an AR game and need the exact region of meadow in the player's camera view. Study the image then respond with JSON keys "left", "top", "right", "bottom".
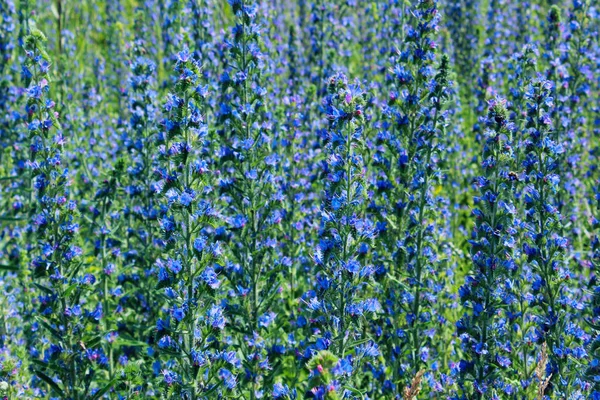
{"left": 0, "top": 0, "right": 599, "bottom": 398}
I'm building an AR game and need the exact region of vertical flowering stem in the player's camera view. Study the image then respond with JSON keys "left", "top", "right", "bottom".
{"left": 554, "top": 0, "right": 593, "bottom": 251}
{"left": 444, "top": 0, "right": 481, "bottom": 102}
{"left": 503, "top": 45, "right": 537, "bottom": 391}
{"left": 376, "top": 0, "right": 450, "bottom": 391}
{"left": 17, "top": 0, "right": 29, "bottom": 55}
{"left": 154, "top": 48, "right": 223, "bottom": 398}
{"left": 160, "top": 0, "right": 181, "bottom": 79}
{"left": 408, "top": 50, "right": 449, "bottom": 373}
{"left": 23, "top": 29, "right": 107, "bottom": 398}
{"left": 123, "top": 12, "right": 161, "bottom": 345}
{"left": 102, "top": 1, "right": 126, "bottom": 117}
{"left": 522, "top": 75, "right": 586, "bottom": 397}
{"left": 91, "top": 162, "right": 123, "bottom": 380}
{"left": 543, "top": 5, "right": 561, "bottom": 64}
{"left": 188, "top": 0, "right": 215, "bottom": 62}
{"left": 216, "top": 0, "right": 284, "bottom": 397}
{"left": 0, "top": 0, "right": 16, "bottom": 172}
{"left": 456, "top": 97, "right": 517, "bottom": 398}
{"left": 305, "top": 0, "right": 339, "bottom": 91}
{"left": 105, "top": 15, "right": 165, "bottom": 394}
{"left": 586, "top": 185, "right": 600, "bottom": 395}
{"left": 305, "top": 73, "right": 381, "bottom": 397}
{"left": 0, "top": 0, "right": 15, "bottom": 106}
{"left": 507, "top": 45, "right": 537, "bottom": 173}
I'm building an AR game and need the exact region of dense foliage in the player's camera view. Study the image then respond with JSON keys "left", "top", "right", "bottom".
{"left": 0, "top": 0, "right": 599, "bottom": 399}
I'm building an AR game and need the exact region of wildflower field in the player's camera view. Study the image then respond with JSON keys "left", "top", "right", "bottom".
{"left": 0, "top": 0, "right": 599, "bottom": 398}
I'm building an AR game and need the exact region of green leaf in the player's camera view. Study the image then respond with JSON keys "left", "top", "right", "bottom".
{"left": 36, "top": 317, "right": 63, "bottom": 341}
{"left": 86, "top": 336, "right": 103, "bottom": 349}
{"left": 31, "top": 359, "right": 71, "bottom": 376}
{"left": 35, "top": 370, "right": 65, "bottom": 397}
{"left": 0, "top": 264, "right": 18, "bottom": 271}
{"left": 91, "top": 378, "right": 118, "bottom": 400}
{"left": 203, "top": 379, "right": 223, "bottom": 396}
{"left": 33, "top": 283, "right": 54, "bottom": 296}
{"left": 33, "top": 283, "right": 55, "bottom": 295}
{"left": 63, "top": 283, "right": 78, "bottom": 298}
{"left": 0, "top": 216, "right": 24, "bottom": 221}
{"left": 116, "top": 336, "right": 148, "bottom": 347}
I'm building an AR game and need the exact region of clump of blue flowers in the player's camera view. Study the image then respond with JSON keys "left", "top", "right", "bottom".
{"left": 0, "top": 0, "right": 599, "bottom": 398}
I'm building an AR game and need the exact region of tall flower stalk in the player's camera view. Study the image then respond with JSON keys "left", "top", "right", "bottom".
{"left": 374, "top": 0, "right": 450, "bottom": 391}
{"left": 122, "top": 15, "right": 161, "bottom": 347}
{"left": 553, "top": 0, "right": 594, "bottom": 252}
{"left": 586, "top": 184, "right": 600, "bottom": 396}
{"left": 216, "top": 1, "right": 284, "bottom": 397}
{"left": 161, "top": 0, "right": 182, "bottom": 78}
{"left": 456, "top": 97, "right": 518, "bottom": 398}
{"left": 521, "top": 75, "right": 587, "bottom": 398}
{"left": 154, "top": 48, "right": 224, "bottom": 399}
{"left": 0, "top": 0, "right": 15, "bottom": 147}
{"left": 305, "top": 73, "right": 380, "bottom": 397}
{"left": 22, "top": 29, "right": 109, "bottom": 399}
{"left": 0, "top": 0, "right": 21, "bottom": 257}
{"left": 114, "top": 23, "right": 163, "bottom": 397}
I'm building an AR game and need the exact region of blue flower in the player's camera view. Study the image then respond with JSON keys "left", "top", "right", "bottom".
{"left": 218, "top": 368, "right": 237, "bottom": 389}
{"left": 207, "top": 304, "right": 226, "bottom": 330}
